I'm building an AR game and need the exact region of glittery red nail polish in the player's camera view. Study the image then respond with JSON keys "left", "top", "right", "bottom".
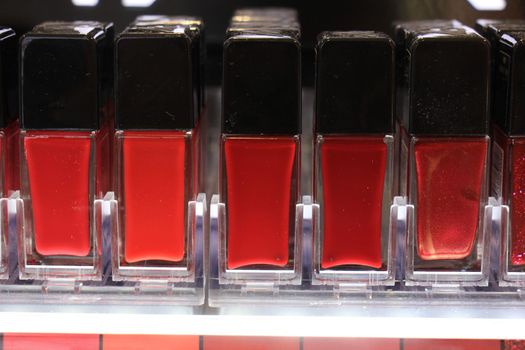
{"left": 396, "top": 21, "right": 490, "bottom": 281}
{"left": 509, "top": 140, "right": 525, "bottom": 265}
{"left": 18, "top": 22, "right": 113, "bottom": 279}
{"left": 487, "top": 29, "right": 525, "bottom": 277}
{"left": 313, "top": 32, "right": 395, "bottom": 274}
{"left": 414, "top": 138, "right": 488, "bottom": 260}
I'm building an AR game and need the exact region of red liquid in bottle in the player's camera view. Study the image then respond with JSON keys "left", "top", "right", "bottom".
{"left": 122, "top": 131, "right": 188, "bottom": 263}
{"left": 24, "top": 131, "right": 93, "bottom": 256}
{"left": 224, "top": 137, "right": 298, "bottom": 269}
{"left": 413, "top": 138, "right": 487, "bottom": 260}
{"left": 510, "top": 139, "right": 525, "bottom": 266}
{"left": 319, "top": 136, "right": 387, "bottom": 269}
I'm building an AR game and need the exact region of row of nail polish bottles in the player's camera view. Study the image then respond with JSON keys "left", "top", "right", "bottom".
{"left": 12, "top": 17, "right": 206, "bottom": 296}
{"left": 1, "top": 9, "right": 525, "bottom": 304}
{"left": 209, "top": 16, "right": 495, "bottom": 301}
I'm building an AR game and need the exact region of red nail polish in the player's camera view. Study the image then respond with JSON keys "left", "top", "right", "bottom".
{"left": 0, "top": 27, "right": 19, "bottom": 277}
{"left": 219, "top": 9, "right": 302, "bottom": 281}
{"left": 18, "top": 22, "right": 113, "bottom": 279}
{"left": 113, "top": 17, "right": 204, "bottom": 280}
{"left": 313, "top": 32, "right": 396, "bottom": 284}
{"left": 485, "top": 28, "right": 525, "bottom": 283}
{"left": 396, "top": 21, "right": 491, "bottom": 284}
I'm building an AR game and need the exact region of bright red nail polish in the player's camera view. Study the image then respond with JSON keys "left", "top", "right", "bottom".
{"left": 314, "top": 32, "right": 395, "bottom": 275}
{"left": 121, "top": 131, "right": 188, "bottom": 263}
{"left": 220, "top": 10, "right": 301, "bottom": 273}
{"left": 24, "top": 131, "right": 92, "bottom": 256}
{"left": 114, "top": 17, "right": 204, "bottom": 279}
{"left": 19, "top": 21, "right": 113, "bottom": 279}
{"left": 396, "top": 21, "right": 490, "bottom": 282}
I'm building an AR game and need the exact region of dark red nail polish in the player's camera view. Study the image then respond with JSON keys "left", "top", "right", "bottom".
{"left": 220, "top": 9, "right": 301, "bottom": 277}
{"left": 114, "top": 17, "right": 204, "bottom": 280}
{"left": 19, "top": 21, "right": 113, "bottom": 279}
{"left": 396, "top": 21, "right": 491, "bottom": 284}
{"left": 313, "top": 32, "right": 396, "bottom": 282}
{"left": 485, "top": 27, "right": 525, "bottom": 282}
{"left": 0, "top": 27, "right": 19, "bottom": 277}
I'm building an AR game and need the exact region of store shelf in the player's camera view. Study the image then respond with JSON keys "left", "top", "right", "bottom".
{"left": 0, "top": 303, "right": 524, "bottom": 339}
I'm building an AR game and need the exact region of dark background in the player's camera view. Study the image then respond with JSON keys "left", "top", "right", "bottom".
{"left": 2, "top": 0, "right": 525, "bottom": 84}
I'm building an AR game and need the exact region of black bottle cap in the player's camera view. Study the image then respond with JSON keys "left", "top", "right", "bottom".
{"left": 20, "top": 21, "right": 112, "bottom": 130}
{"left": 395, "top": 22, "right": 490, "bottom": 136}
{"left": 475, "top": 19, "right": 525, "bottom": 48}
{"left": 222, "top": 9, "right": 301, "bottom": 135}
{"left": 492, "top": 31, "right": 525, "bottom": 136}
{"left": 315, "top": 31, "right": 394, "bottom": 135}
{"left": 133, "top": 16, "right": 206, "bottom": 116}
{"left": 0, "top": 27, "right": 17, "bottom": 129}
{"left": 116, "top": 18, "right": 204, "bottom": 130}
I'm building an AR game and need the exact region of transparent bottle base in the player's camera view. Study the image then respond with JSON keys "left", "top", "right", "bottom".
{"left": 111, "top": 192, "right": 205, "bottom": 284}
{"left": 311, "top": 196, "right": 400, "bottom": 287}
{"left": 404, "top": 198, "right": 495, "bottom": 287}
{"left": 0, "top": 191, "right": 206, "bottom": 306}
{"left": 15, "top": 191, "right": 102, "bottom": 281}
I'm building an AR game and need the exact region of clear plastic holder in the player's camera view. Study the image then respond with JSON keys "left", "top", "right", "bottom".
{"left": 0, "top": 196, "right": 9, "bottom": 279}
{"left": 15, "top": 192, "right": 102, "bottom": 281}
{"left": 109, "top": 191, "right": 206, "bottom": 298}
{"left": 208, "top": 194, "right": 304, "bottom": 305}
{"left": 0, "top": 191, "right": 206, "bottom": 306}
{"left": 405, "top": 198, "right": 494, "bottom": 287}
{"left": 310, "top": 196, "right": 400, "bottom": 287}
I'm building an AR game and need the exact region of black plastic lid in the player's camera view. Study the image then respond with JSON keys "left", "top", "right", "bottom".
{"left": 116, "top": 18, "right": 203, "bottom": 130}
{"left": 222, "top": 10, "right": 301, "bottom": 135}
{"left": 475, "top": 19, "right": 525, "bottom": 47}
{"left": 0, "top": 27, "right": 17, "bottom": 129}
{"left": 492, "top": 31, "right": 525, "bottom": 136}
{"left": 20, "top": 21, "right": 112, "bottom": 130}
{"left": 396, "top": 22, "right": 490, "bottom": 136}
{"left": 133, "top": 16, "right": 206, "bottom": 114}
{"left": 315, "top": 31, "right": 394, "bottom": 135}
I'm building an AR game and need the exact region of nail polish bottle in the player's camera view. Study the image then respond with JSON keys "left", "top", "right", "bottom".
{"left": 487, "top": 30, "right": 525, "bottom": 284}
{"left": 396, "top": 21, "right": 491, "bottom": 285}
{"left": 113, "top": 18, "right": 205, "bottom": 281}
{"left": 0, "top": 27, "right": 18, "bottom": 278}
{"left": 313, "top": 31, "right": 396, "bottom": 285}
{"left": 18, "top": 21, "right": 113, "bottom": 280}
{"left": 217, "top": 9, "right": 302, "bottom": 283}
